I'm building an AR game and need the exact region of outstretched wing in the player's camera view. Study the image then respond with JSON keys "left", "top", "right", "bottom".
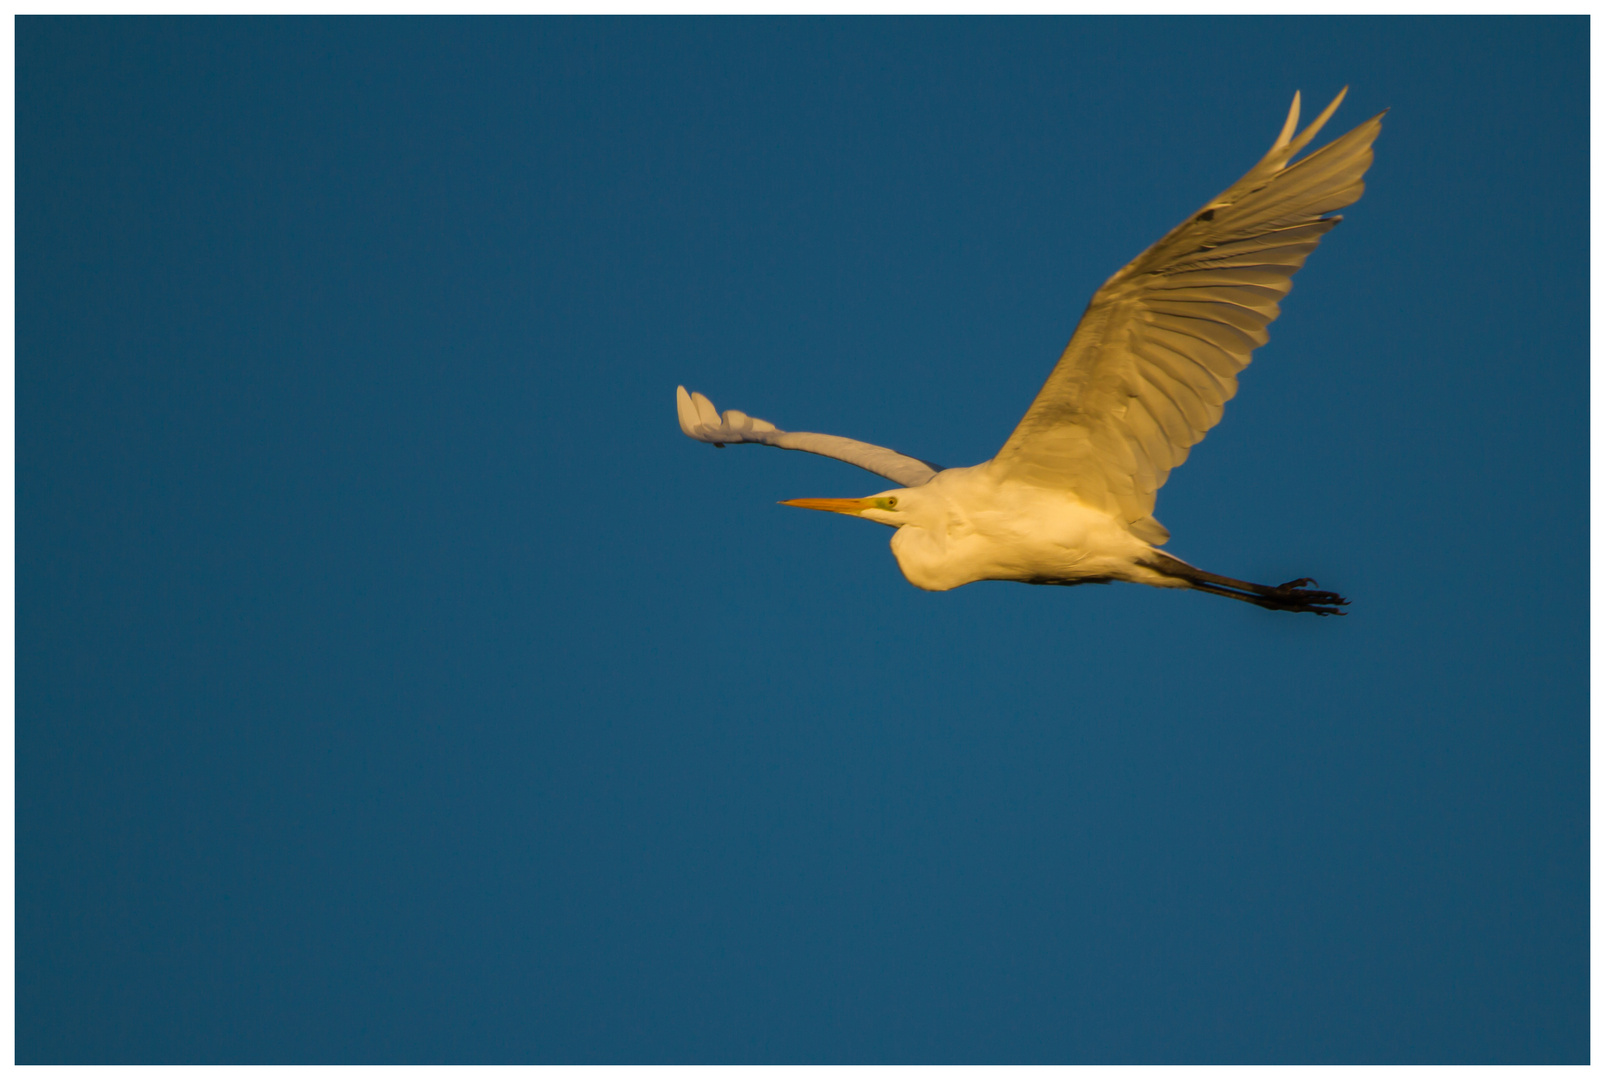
{"left": 991, "top": 89, "right": 1383, "bottom": 545}
{"left": 677, "top": 386, "right": 940, "bottom": 488}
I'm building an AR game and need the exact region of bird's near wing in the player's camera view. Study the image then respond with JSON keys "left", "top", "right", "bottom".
{"left": 677, "top": 386, "right": 940, "bottom": 488}
{"left": 990, "top": 89, "right": 1383, "bottom": 546}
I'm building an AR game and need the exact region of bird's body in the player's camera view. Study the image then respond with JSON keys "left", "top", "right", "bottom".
{"left": 864, "top": 466, "right": 1165, "bottom": 593}
{"left": 677, "top": 90, "right": 1382, "bottom": 615}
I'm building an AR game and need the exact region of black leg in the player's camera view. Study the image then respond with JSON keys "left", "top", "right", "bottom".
{"left": 1139, "top": 554, "right": 1349, "bottom": 616}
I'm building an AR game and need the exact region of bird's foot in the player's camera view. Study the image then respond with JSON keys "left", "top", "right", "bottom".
{"left": 1266, "top": 578, "right": 1348, "bottom": 615}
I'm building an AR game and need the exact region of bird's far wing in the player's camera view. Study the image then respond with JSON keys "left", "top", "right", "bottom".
{"left": 990, "top": 89, "right": 1383, "bottom": 545}
{"left": 677, "top": 386, "right": 941, "bottom": 488}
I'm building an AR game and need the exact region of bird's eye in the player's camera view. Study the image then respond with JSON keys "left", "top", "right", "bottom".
{"left": 886, "top": 497, "right": 898, "bottom": 508}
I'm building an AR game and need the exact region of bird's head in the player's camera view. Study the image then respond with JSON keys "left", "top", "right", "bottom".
{"left": 780, "top": 488, "right": 917, "bottom": 528}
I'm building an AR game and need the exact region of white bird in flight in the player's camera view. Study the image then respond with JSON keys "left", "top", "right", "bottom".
{"left": 677, "top": 90, "right": 1381, "bottom": 615}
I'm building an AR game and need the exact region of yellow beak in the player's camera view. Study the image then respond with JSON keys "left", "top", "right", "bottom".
{"left": 779, "top": 497, "right": 871, "bottom": 516}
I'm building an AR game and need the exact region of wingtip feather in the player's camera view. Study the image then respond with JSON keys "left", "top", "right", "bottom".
{"left": 691, "top": 391, "right": 721, "bottom": 430}
{"left": 676, "top": 385, "right": 700, "bottom": 437}
{"left": 1271, "top": 91, "right": 1301, "bottom": 151}
{"left": 1284, "top": 86, "right": 1349, "bottom": 160}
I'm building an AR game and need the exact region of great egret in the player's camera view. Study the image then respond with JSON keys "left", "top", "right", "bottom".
{"left": 677, "top": 90, "right": 1380, "bottom": 615}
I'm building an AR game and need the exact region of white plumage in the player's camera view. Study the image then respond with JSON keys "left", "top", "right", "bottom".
{"left": 677, "top": 89, "right": 1382, "bottom": 615}
{"left": 676, "top": 386, "right": 939, "bottom": 489}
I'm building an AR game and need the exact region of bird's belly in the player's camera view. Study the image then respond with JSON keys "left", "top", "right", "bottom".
{"left": 889, "top": 500, "right": 1153, "bottom": 592}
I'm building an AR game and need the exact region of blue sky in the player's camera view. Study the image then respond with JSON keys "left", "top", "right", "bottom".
{"left": 18, "top": 16, "right": 1587, "bottom": 1063}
